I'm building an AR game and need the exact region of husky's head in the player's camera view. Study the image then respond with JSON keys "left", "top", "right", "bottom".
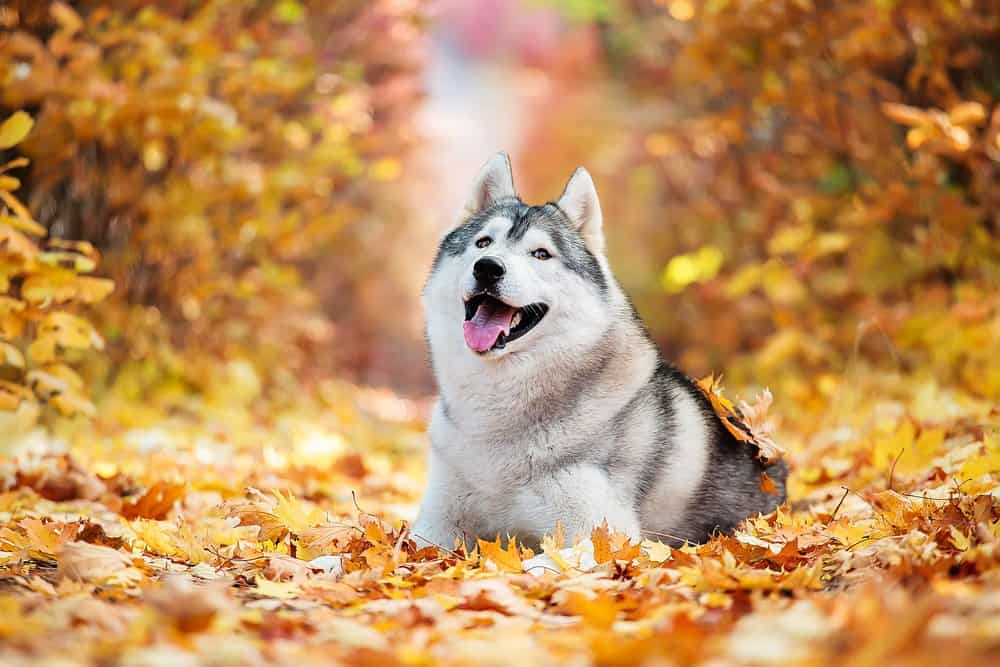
{"left": 424, "top": 153, "right": 614, "bottom": 366}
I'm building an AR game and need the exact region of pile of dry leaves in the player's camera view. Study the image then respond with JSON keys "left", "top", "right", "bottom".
{"left": 0, "top": 372, "right": 998, "bottom": 666}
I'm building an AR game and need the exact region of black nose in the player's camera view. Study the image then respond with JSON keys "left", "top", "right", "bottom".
{"left": 473, "top": 256, "right": 506, "bottom": 284}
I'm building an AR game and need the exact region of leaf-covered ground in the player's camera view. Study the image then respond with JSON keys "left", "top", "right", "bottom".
{"left": 1, "top": 370, "right": 998, "bottom": 666}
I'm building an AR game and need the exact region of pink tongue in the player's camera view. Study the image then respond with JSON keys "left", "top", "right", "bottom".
{"left": 463, "top": 301, "right": 517, "bottom": 352}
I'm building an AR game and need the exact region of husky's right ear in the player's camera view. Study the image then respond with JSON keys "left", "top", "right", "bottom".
{"left": 557, "top": 167, "right": 604, "bottom": 255}
{"left": 460, "top": 152, "right": 517, "bottom": 219}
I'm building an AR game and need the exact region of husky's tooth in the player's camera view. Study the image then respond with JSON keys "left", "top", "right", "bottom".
{"left": 511, "top": 311, "right": 522, "bottom": 328}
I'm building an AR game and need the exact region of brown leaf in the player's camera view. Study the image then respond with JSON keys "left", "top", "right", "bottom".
{"left": 760, "top": 471, "right": 778, "bottom": 495}
{"left": 147, "top": 574, "right": 231, "bottom": 633}
{"left": 120, "top": 482, "right": 186, "bottom": 520}
{"left": 226, "top": 505, "right": 288, "bottom": 543}
{"left": 57, "top": 541, "right": 131, "bottom": 582}
{"left": 334, "top": 452, "right": 368, "bottom": 479}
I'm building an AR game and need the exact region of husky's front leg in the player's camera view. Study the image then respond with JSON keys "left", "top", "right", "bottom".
{"left": 519, "top": 464, "right": 642, "bottom": 546}
{"left": 410, "top": 448, "right": 465, "bottom": 549}
{"left": 519, "top": 465, "right": 641, "bottom": 575}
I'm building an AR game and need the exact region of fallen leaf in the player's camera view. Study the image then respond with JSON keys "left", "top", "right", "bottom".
{"left": 57, "top": 541, "right": 132, "bottom": 582}
{"left": 478, "top": 536, "right": 524, "bottom": 574}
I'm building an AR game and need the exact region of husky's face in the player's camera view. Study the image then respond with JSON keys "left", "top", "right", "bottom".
{"left": 425, "top": 153, "right": 611, "bottom": 363}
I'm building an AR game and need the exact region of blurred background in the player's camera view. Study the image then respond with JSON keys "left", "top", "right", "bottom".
{"left": 2, "top": 5, "right": 999, "bottom": 663}
{"left": 0, "top": 0, "right": 997, "bottom": 429}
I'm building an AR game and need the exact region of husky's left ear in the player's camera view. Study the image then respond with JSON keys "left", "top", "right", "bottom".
{"left": 462, "top": 152, "right": 517, "bottom": 219}
{"left": 557, "top": 167, "right": 604, "bottom": 254}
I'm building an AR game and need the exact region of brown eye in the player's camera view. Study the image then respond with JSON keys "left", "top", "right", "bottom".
{"left": 475, "top": 237, "right": 492, "bottom": 249}
{"left": 532, "top": 248, "right": 552, "bottom": 260}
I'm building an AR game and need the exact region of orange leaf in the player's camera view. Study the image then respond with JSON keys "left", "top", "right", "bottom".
{"left": 591, "top": 522, "right": 613, "bottom": 563}
{"left": 120, "top": 482, "right": 186, "bottom": 520}
{"left": 478, "top": 536, "right": 524, "bottom": 573}
{"left": 227, "top": 506, "right": 288, "bottom": 543}
{"left": 760, "top": 471, "right": 778, "bottom": 495}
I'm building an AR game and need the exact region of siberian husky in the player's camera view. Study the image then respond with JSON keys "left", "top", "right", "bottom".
{"left": 412, "top": 153, "right": 787, "bottom": 549}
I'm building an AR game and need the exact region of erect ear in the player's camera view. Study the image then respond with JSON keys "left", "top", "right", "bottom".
{"left": 557, "top": 167, "right": 604, "bottom": 254}
{"left": 462, "top": 152, "right": 517, "bottom": 218}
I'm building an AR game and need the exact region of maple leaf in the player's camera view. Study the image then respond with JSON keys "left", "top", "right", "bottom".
{"left": 266, "top": 554, "right": 318, "bottom": 582}
{"left": 554, "top": 590, "right": 619, "bottom": 630}
{"left": 760, "top": 471, "right": 779, "bottom": 495}
{"left": 477, "top": 536, "right": 524, "bottom": 573}
{"left": 738, "top": 389, "right": 786, "bottom": 462}
{"left": 299, "top": 523, "right": 359, "bottom": 555}
{"left": 226, "top": 504, "right": 288, "bottom": 543}
{"left": 270, "top": 490, "right": 325, "bottom": 535}
{"left": 57, "top": 541, "right": 134, "bottom": 583}
{"left": 253, "top": 578, "right": 303, "bottom": 600}
{"left": 608, "top": 533, "right": 643, "bottom": 562}
{"left": 537, "top": 533, "right": 573, "bottom": 573}
{"left": 19, "top": 518, "right": 78, "bottom": 559}
{"left": 123, "top": 518, "right": 184, "bottom": 558}
{"left": 591, "top": 523, "right": 613, "bottom": 564}
{"left": 698, "top": 376, "right": 786, "bottom": 462}
{"left": 120, "top": 482, "right": 186, "bottom": 520}
{"left": 147, "top": 574, "right": 231, "bottom": 633}
{"left": 641, "top": 540, "right": 672, "bottom": 564}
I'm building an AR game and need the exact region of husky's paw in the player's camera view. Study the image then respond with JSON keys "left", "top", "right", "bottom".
{"left": 523, "top": 552, "right": 563, "bottom": 575}
{"left": 307, "top": 555, "right": 345, "bottom": 576}
{"left": 523, "top": 539, "right": 599, "bottom": 575}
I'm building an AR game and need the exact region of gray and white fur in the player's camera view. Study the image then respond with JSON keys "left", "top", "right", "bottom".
{"left": 412, "top": 153, "right": 786, "bottom": 549}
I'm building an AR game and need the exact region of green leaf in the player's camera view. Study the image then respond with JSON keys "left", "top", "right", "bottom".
{"left": 818, "top": 163, "right": 854, "bottom": 194}
{"left": 273, "top": 0, "right": 304, "bottom": 24}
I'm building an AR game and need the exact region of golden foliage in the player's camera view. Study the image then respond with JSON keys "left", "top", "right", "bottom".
{"left": 526, "top": 0, "right": 999, "bottom": 409}
{"left": 0, "top": 111, "right": 112, "bottom": 417}
{"left": 0, "top": 372, "right": 996, "bottom": 664}
{"left": 0, "top": 1, "right": 997, "bottom": 663}
{"left": 0, "top": 0, "right": 426, "bottom": 400}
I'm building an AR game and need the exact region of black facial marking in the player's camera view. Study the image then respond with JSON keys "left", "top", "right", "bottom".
{"left": 431, "top": 197, "right": 521, "bottom": 270}
{"left": 504, "top": 205, "right": 536, "bottom": 242}
{"left": 432, "top": 198, "right": 608, "bottom": 293}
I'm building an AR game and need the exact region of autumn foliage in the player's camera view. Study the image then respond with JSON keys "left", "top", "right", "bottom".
{"left": 1, "top": 1, "right": 999, "bottom": 665}
{"left": 0, "top": 110, "right": 112, "bottom": 417}
{"left": 525, "top": 0, "right": 999, "bottom": 403}
{"left": 1, "top": 0, "right": 425, "bottom": 411}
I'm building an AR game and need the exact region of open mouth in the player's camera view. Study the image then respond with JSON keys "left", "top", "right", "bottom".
{"left": 462, "top": 293, "right": 548, "bottom": 353}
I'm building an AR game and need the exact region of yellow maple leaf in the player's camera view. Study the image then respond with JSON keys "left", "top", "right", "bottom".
{"left": 949, "top": 526, "right": 971, "bottom": 552}
{"left": 271, "top": 490, "right": 325, "bottom": 535}
{"left": 253, "top": 578, "right": 302, "bottom": 599}
{"left": 540, "top": 533, "right": 571, "bottom": 572}
{"left": 20, "top": 518, "right": 75, "bottom": 558}
{"left": 124, "top": 518, "right": 183, "bottom": 557}
{"left": 959, "top": 435, "right": 1000, "bottom": 481}
{"left": 477, "top": 536, "right": 524, "bottom": 573}
{"left": 641, "top": 540, "right": 672, "bottom": 564}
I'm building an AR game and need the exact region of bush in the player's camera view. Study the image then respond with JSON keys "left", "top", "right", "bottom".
{"left": 529, "top": 0, "right": 999, "bottom": 399}
{"left": 0, "top": 0, "right": 427, "bottom": 405}
{"left": 0, "top": 110, "right": 112, "bottom": 417}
